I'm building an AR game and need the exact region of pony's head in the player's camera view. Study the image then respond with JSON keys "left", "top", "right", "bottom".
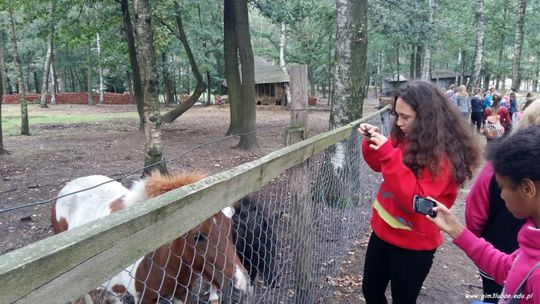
{"left": 132, "top": 172, "right": 252, "bottom": 303}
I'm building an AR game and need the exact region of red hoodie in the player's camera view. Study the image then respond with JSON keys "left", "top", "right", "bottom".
{"left": 362, "top": 138, "right": 458, "bottom": 250}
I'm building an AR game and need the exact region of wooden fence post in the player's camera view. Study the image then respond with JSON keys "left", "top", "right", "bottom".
{"left": 286, "top": 65, "right": 309, "bottom": 145}
{"left": 287, "top": 65, "right": 315, "bottom": 303}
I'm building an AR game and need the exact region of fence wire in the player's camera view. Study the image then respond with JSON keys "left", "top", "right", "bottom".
{"left": 65, "top": 114, "right": 387, "bottom": 304}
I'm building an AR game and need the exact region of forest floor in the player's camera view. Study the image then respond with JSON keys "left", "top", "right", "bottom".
{"left": 0, "top": 98, "right": 485, "bottom": 303}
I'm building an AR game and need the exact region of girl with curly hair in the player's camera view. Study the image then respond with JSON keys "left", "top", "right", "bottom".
{"left": 358, "top": 80, "right": 481, "bottom": 303}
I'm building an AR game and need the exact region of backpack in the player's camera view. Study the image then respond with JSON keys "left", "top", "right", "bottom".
{"left": 484, "top": 114, "right": 505, "bottom": 139}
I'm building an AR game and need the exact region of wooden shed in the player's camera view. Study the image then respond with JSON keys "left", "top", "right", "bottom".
{"left": 253, "top": 56, "right": 289, "bottom": 106}
{"left": 382, "top": 74, "right": 408, "bottom": 95}
{"left": 431, "top": 70, "right": 470, "bottom": 89}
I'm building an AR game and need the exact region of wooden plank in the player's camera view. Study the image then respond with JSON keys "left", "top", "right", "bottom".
{"left": 0, "top": 106, "right": 389, "bottom": 304}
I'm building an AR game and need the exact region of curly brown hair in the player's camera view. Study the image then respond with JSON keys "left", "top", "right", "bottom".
{"left": 391, "top": 80, "right": 481, "bottom": 186}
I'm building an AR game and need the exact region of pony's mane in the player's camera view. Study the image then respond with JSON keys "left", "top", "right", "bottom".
{"left": 143, "top": 171, "right": 206, "bottom": 198}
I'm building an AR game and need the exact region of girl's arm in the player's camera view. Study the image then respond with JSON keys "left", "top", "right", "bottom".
{"left": 428, "top": 202, "right": 514, "bottom": 285}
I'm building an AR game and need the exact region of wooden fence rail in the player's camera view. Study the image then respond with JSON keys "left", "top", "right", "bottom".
{"left": 0, "top": 106, "right": 389, "bottom": 304}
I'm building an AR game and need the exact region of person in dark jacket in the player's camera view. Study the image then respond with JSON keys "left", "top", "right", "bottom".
{"left": 509, "top": 91, "right": 518, "bottom": 121}
{"left": 470, "top": 88, "right": 485, "bottom": 132}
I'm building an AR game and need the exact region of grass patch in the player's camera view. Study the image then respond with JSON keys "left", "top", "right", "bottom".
{"left": 1, "top": 112, "right": 137, "bottom": 136}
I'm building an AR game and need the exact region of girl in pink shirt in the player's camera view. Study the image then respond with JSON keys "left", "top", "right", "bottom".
{"left": 429, "top": 125, "right": 540, "bottom": 303}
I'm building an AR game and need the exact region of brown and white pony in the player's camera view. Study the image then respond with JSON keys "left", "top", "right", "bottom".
{"left": 52, "top": 172, "right": 251, "bottom": 304}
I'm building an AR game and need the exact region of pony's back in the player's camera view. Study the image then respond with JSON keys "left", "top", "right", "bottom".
{"left": 52, "top": 175, "right": 130, "bottom": 232}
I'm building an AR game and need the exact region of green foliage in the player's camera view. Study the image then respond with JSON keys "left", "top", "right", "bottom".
{"left": 0, "top": 0, "right": 537, "bottom": 101}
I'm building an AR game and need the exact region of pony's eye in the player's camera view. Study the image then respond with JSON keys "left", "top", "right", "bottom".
{"left": 194, "top": 233, "right": 206, "bottom": 243}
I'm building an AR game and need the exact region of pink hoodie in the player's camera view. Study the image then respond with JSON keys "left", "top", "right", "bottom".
{"left": 454, "top": 220, "right": 540, "bottom": 303}
{"left": 465, "top": 163, "right": 493, "bottom": 236}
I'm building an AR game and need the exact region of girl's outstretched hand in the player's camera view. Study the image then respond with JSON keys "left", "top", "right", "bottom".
{"left": 426, "top": 199, "right": 465, "bottom": 239}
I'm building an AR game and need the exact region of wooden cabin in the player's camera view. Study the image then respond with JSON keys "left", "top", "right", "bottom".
{"left": 253, "top": 56, "right": 289, "bottom": 106}
{"left": 382, "top": 74, "right": 408, "bottom": 95}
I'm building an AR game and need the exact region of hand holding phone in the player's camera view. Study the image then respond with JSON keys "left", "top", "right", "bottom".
{"left": 413, "top": 195, "right": 437, "bottom": 218}
{"left": 363, "top": 125, "right": 372, "bottom": 138}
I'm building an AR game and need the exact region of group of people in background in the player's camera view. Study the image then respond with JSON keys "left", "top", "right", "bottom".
{"left": 361, "top": 80, "right": 539, "bottom": 304}
{"left": 446, "top": 84, "right": 537, "bottom": 140}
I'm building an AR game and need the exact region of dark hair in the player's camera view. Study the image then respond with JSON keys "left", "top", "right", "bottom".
{"left": 391, "top": 80, "right": 481, "bottom": 186}
{"left": 489, "top": 125, "right": 540, "bottom": 187}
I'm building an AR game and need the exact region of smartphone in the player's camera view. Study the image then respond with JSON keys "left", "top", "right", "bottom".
{"left": 363, "top": 125, "right": 372, "bottom": 138}
{"left": 413, "top": 195, "right": 437, "bottom": 218}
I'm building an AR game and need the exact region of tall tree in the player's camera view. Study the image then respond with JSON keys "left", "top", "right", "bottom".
{"left": 39, "top": 1, "right": 55, "bottom": 108}
{"left": 511, "top": 0, "right": 528, "bottom": 91}
{"left": 119, "top": 0, "right": 145, "bottom": 130}
{"left": 469, "top": 0, "right": 485, "bottom": 90}
{"left": 331, "top": 0, "right": 368, "bottom": 127}
{"left": 7, "top": 3, "right": 30, "bottom": 135}
{"left": 159, "top": 0, "right": 207, "bottom": 124}
{"left": 224, "top": 0, "right": 257, "bottom": 149}
{"left": 421, "top": 0, "right": 435, "bottom": 80}
{"left": 96, "top": 32, "right": 104, "bottom": 104}
{"left": 134, "top": 0, "right": 167, "bottom": 175}
{"left": 0, "top": 63, "right": 5, "bottom": 154}
{"left": 0, "top": 31, "right": 6, "bottom": 96}
{"left": 279, "top": 22, "right": 291, "bottom": 106}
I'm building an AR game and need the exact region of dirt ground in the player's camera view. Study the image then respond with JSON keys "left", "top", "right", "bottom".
{"left": 1, "top": 100, "right": 484, "bottom": 303}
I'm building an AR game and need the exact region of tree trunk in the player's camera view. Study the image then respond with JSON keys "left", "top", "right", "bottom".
{"left": 120, "top": 0, "right": 145, "bottom": 130}
{"left": 469, "top": 0, "right": 484, "bottom": 91}
{"left": 40, "top": 2, "right": 55, "bottom": 108}
{"left": 0, "top": 63, "right": 6, "bottom": 154}
{"left": 96, "top": 33, "right": 104, "bottom": 105}
{"left": 224, "top": 0, "right": 242, "bottom": 135}
{"left": 421, "top": 0, "right": 435, "bottom": 80}
{"left": 162, "top": 52, "right": 174, "bottom": 106}
{"left": 279, "top": 22, "right": 291, "bottom": 106}
{"left": 134, "top": 0, "right": 167, "bottom": 176}
{"left": 50, "top": 62, "right": 56, "bottom": 104}
{"left": 87, "top": 43, "right": 94, "bottom": 105}
{"left": 8, "top": 5, "right": 30, "bottom": 136}
{"left": 511, "top": 0, "right": 527, "bottom": 91}
{"left": 0, "top": 31, "right": 6, "bottom": 96}
{"left": 331, "top": 0, "right": 368, "bottom": 127}
{"left": 224, "top": 0, "right": 258, "bottom": 149}
{"left": 160, "top": 0, "right": 207, "bottom": 123}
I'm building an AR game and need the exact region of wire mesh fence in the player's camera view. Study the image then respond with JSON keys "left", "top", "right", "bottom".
{"left": 67, "top": 113, "right": 386, "bottom": 304}
{"left": 2, "top": 109, "right": 389, "bottom": 304}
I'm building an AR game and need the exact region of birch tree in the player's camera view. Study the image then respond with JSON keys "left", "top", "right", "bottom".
{"left": 7, "top": 4, "right": 29, "bottom": 136}
{"left": 39, "top": 1, "right": 55, "bottom": 108}
{"left": 96, "top": 33, "right": 104, "bottom": 104}
{"left": 279, "top": 22, "right": 291, "bottom": 106}
{"left": 469, "top": 0, "right": 485, "bottom": 90}
{"left": 331, "top": 0, "right": 368, "bottom": 127}
{"left": 135, "top": 0, "right": 167, "bottom": 175}
{"left": 511, "top": 0, "right": 528, "bottom": 91}
{"left": 421, "top": 0, "right": 435, "bottom": 80}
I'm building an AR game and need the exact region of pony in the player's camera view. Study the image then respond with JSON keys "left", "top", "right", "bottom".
{"left": 52, "top": 172, "right": 252, "bottom": 304}
{"left": 232, "top": 197, "right": 279, "bottom": 288}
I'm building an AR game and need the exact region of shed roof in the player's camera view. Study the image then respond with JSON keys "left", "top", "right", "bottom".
{"left": 383, "top": 74, "right": 408, "bottom": 82}
{"left": 431, "top": 70, "right": 470, "bottom": 79}
{"left": 254, "top": 56, "right": 289, "bottom": 84}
